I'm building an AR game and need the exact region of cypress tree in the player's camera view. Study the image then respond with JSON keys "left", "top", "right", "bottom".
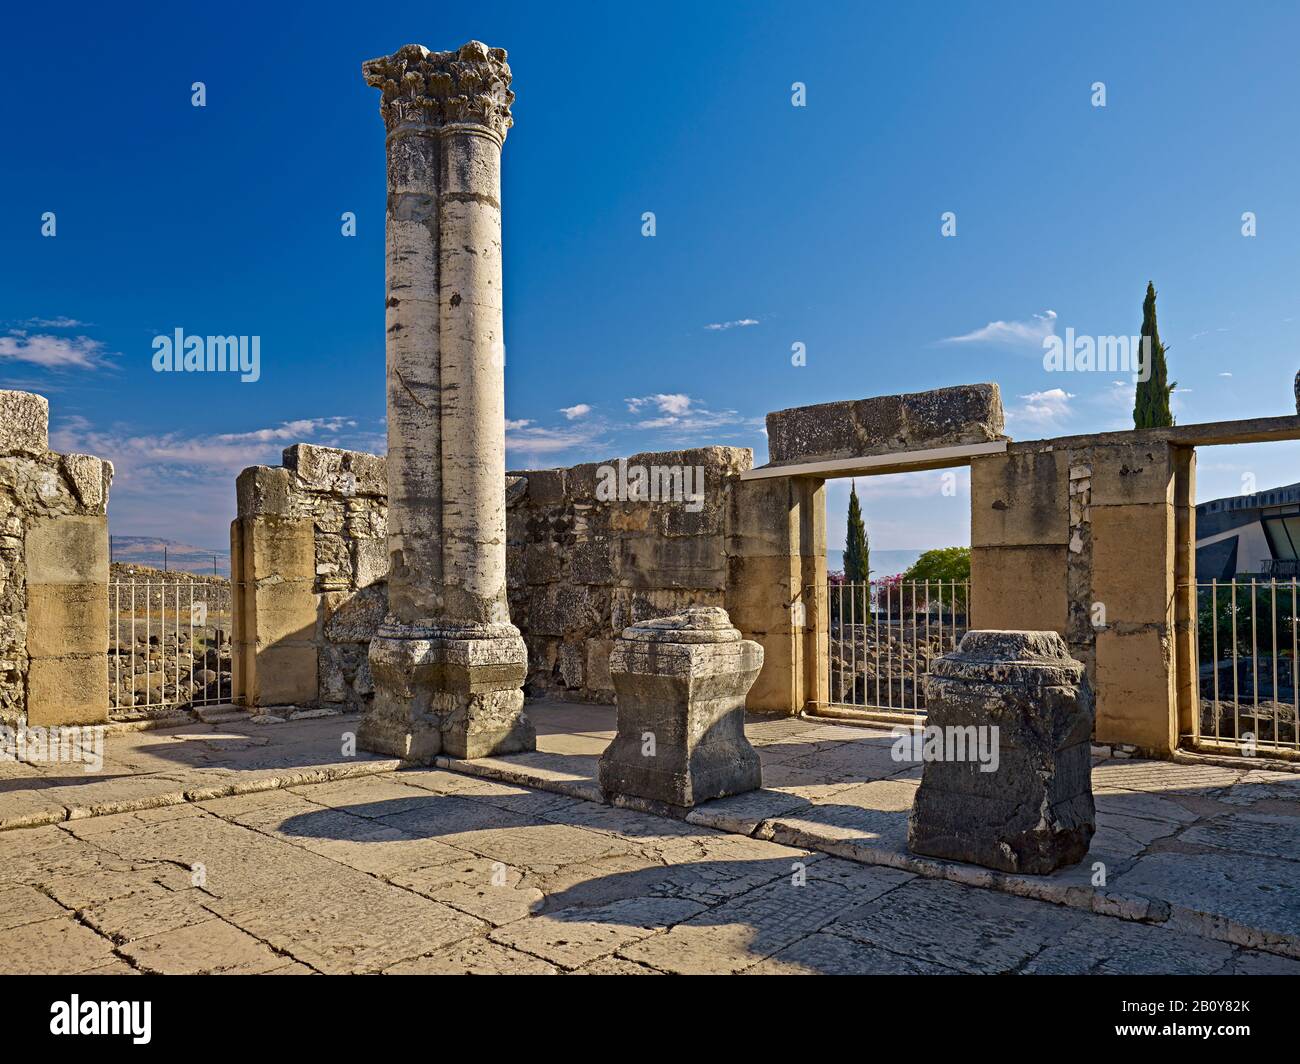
{"left": 844, "top": 481, "right": 868, "bottom": 585}
{"left": 1133, "top": 280, "right": 1176, "bottom": 429}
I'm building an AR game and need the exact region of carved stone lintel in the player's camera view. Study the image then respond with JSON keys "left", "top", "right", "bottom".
{"left": 362, "top": 40, "right": 514, "bottom": 141}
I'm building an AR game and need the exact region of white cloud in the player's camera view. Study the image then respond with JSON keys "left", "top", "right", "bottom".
{"left": 704, "top": 318, "right": 759, "bottom": 331}
{"left": 0, "top": 331, "right": 109, "bottom": 369}
{"left": 625, "top": 393, "right": 693, "bottom": 416}
{"left": 942, "top": 310, "right": 1057, "bottom": 348}
{"left": 214, "top": 417, "right": 356, "bottom": 444}
{"left": 1218, "top": 372, "right": 1233, "bottom": 378}
{"left": 50, "top": 414, "right": 385, "bottom": 543}
{"left": 505, "top": 418, "right": 533, "bottom": 430}
{"left": 559, "top": 403, "right": 591, "bottom": 420}
{"left": 621, "top": 392, "right": 746, "bottom": 436}
{"left": 507, "top": 423, "right": 603, "bottom": 458}
{"left": 16, "top": 316, "right": 90, "bottom": 329}
{"left": 1010, "top": 388, "right": 1075, "bottom": 429}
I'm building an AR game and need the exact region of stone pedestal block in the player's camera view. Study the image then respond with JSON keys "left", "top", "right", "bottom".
{"left": 908, "top": 629, "right": 1095, "bottom": 874}
{"left": 360, "top": 624, "right": 533, "bottom": 762}
{"left": 599, "top": 606, "right": 762, "bottom": 811}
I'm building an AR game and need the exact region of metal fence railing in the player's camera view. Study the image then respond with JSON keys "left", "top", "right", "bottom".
{"left": 826, "top": 578, "right": 970, "bottom": 720}
{"left": 1193, "top": 578, "right": 1300, "bottom": 756}
{"left": 109, "top": 574, "right": 233, "bottom": 718}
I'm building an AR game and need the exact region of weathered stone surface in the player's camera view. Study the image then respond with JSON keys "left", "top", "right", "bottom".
{"left": 908, "top": 629, "right": 1096, "bottom": 874}
{"left": 18, "top": 507, "right": 110, "bottom": 726}
{"left": 59, "top": 454, "right": 105, "bottom": 508}
{"left": 599, "top": 606, "right": 763, "bottom": 810}
{"left": 3, "top": 720, "right": 1300, "bottom": 973}
{"left": 0, "top": 389, "right": 49, "bottom": 456}
{"left": 0, "top": 916, "right": 118, "bottom": 974}
{"left": 828, "top": 877, "right": 1086, "bottom": 974}
{"left": 282, "top": 443, "right": 386, "bottom": 496}
{"left": 360, "top": 631, "right": 533, "bottom": 762}
{"left": 235, "top": 465, "right": 293, "bottom": 517}
{"left": 766, "top": 383, "right": 1004, "bottom": 466}
{"left": 488, "top": 896, "right": 704, "bottom": 970}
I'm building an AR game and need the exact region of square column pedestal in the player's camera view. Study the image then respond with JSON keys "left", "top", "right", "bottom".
{"left": 360, "top": 623, "right": 533, "bottom": 761}
{"left": 908, "top": 629, "right": 1096, "bottom": 874}
{"left": 599, "top": 606, "right": 763, "bottom": 813}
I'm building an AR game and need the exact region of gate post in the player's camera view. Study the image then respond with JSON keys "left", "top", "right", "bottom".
{"left": 1173, "top": 445, "right": 1198, "bottom": 740}
{"left": 725, "top": 475, "right": 826, "bottom": 715}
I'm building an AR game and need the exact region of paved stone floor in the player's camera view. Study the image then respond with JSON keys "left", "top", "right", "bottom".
{"left": 4, "top": 767, "right": 1298, "bottom": 975}
{"left": 2, "top": 701, "right": 1299, "bottom": 973}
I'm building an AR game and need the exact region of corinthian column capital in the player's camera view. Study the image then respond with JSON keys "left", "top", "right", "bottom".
{"left": 363, "top": 41, "right": 515, "bottom": 141}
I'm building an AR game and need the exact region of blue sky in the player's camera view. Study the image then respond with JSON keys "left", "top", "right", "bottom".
{"left": 3, "top": 0, "right": 1299, "bottom": 555}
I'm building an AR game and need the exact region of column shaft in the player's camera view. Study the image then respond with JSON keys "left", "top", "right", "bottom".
{"left": 438, "top": 126, "right": 509, "bottom": 627}
{"left": 384, "top": 126, "right": 443, "bottom": 623}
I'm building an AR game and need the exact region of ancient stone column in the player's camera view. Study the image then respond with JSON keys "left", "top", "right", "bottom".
{"left": 357, "top": 42, "right": 533, "bottom": 761}
{"left": 908, "top": 630, "right": 1095, "bottom": 874}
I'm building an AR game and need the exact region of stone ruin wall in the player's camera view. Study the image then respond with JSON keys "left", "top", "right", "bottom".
{"left": 231, "top": 444, "right": 388, "bottom": 713}
{"left": 0, "top": 390, "right": 113, "bottom": 727}
{"left": 507, "top": 447, "right": 752, "bottom": 701}
{"left": 232, "top": 444, "right": 765, "bottom": 711}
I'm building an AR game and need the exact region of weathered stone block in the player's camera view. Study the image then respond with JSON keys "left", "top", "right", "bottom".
{"left": 247, "top": 516, "right": 315, "bottom": 580}
{"left": 283, "top": 444, "right": 387, "bottom": 496}
{"left": 724, "top": 554, "right": 797, "bottom": 635}
{"left": 969, "top": 545, "right": 1067, "bottom": 635}
{"left": 236, "top": 465, "right": 294, "bottom": 517}
{"left": 523, "top": 542, "right": 562, "bottom": 585}
{"left": 586, "top": 637, "right": 615, "bottom": 692}
{"left": 25, "top": 515, "right": 108, "bottom": 585}
{"left": 1094, "top": 627, "right": 1176, "bottom": 755}
{"left": 908, "top": 630, "right": 1095, "bottom": 874}
{"left": 571, "top": 540, "right": 614, "bottom": 585}
{"left": 250, "top": 580, "right": 318, "bottom": 647}
{"left": 26, "top": 583, "right": 107, "bottom": 658}
{"left": 1086, "top": 442, "right": 1174, "bottom": 507}
{"left": 322, "top": 583, "right": 386, "bottom": 644}
{"left": 0, "top": 390, "right": 49, "bottom": 457}
{"left": 360, "top": 631, "right": 534, "bottom": 762}
{"left": 352, "top": 537, "right": 388, "bottom": 588}
{"left": 766, "top": 384, "right": 1004, "bottom": 466}
{"left": 744, "top": 627, "right": 800, "bottom": 714}
{"left": 59, "top": 454, "right": 106, "bottom": 510}
{"left": 27, "top": 654, "right": 109, "bottom": 727}
{"left": 614, "top": 535, "right": 726, "bottom": 591}
{"left": 1090, "top": 503, "right": 1174, "bottom": 626}
{"left": 508, "top": 467, "right": 566, "bottom": 505}
{"left": 970, "top": 450, "right": 1069, "bottom": 547}
{"left": 599, "top": 606, "right": 763, "bottom": 810}
{"left": 251, "top": 644, "right": 319, "bottom": 706}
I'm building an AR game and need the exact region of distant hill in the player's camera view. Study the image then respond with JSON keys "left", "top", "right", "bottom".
{"left": 109, "top": 536, "right": 230, "bottom": 578}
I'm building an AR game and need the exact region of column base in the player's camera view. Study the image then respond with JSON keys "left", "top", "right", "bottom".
{"left": 359, "top": 625, "right": 534, "bottom": 762}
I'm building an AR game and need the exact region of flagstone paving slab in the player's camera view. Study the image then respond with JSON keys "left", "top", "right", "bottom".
{"left": 0, "top": 916, "right": 120, "bottom": 974}
{"left": 5, "top": 701, "right": 1300, "bottom": 970}
{"left": 744, "top": 930, "right": 956, "bottom": 975}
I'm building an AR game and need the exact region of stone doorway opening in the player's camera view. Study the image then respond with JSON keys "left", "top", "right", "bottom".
{"left": 1186, "top": 439, "right": 1300, "bottom": 760}
{"left": 819, "top": 467, "right": 973, "bottom": 726}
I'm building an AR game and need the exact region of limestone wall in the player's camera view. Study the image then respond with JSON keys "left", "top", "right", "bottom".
{"left": 231, "top": 444, "right": 387, "bottom": 711}
{"left": 233, "top": 444, "right": 802, "bottom": 710}
{"left": 0, "top": 390, "right": 114, "bottom": 727}
{"left": 507, "top": 447, "right": 752, "bottom": 700}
